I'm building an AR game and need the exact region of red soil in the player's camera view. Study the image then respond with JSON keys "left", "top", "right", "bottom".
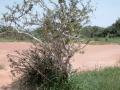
{"left": 0, "top": 42, "right": 31, "bottom": 89}
{"left": 0, "top": 42, "right": 120, "bottom": 89}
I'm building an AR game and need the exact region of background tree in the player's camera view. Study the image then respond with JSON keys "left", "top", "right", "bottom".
{"left": 81, "top": 26, "right": 105, "bottom": 38}
{"left": 81, "top": 18, "right": 120, "bottom": 38}
{"left": 110, "top": 18, "right": 120, "bottom": 36}
{"left": 3, "top": 0, "right": 93, "bottom": 89}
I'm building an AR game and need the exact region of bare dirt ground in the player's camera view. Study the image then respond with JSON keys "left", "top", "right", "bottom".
{"left": 0, "top": 42, "right": 120, "bottom": 89}
{"left": 0, "top": 42, "right": 31, "bottom": 89}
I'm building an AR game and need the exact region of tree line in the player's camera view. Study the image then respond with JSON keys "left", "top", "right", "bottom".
{"left": 0, "top": 25, "right": 33, "bottom": 41}
{"left": 0, "top": 18, "right": 120, "bottom": 41}
{"left": 81, "top": 18, "right": 120, "bottom": 38}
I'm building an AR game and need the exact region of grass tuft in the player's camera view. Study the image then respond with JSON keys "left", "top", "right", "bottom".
{"left": 0, "top": 64, "right": 4, "bottom": 70}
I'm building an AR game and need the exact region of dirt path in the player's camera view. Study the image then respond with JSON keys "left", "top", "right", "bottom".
{"left": 71, "top": 44, "right": 120, "bottom": 71}
{"left": 0, "top": 42, "right": 120, "bottom": 89}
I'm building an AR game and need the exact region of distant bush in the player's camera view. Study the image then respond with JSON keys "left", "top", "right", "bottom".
{"left": 81, "top": 26, "right": 105, "bottom": 38}
{"left": 81, "top": 18, "right": 120, "bottom": 38}
{"left": 0, "top": 26, "right": 33, "bottom": 41}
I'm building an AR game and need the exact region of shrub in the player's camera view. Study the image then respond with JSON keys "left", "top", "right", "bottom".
{"left": 8, "top": 44, "right": 70, "bottom": 90}
{"left": 5, "top": 0, "right": 93, "bottom": 90}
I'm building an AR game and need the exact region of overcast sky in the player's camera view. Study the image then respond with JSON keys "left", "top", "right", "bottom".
{"left": 0, "top": 0, "right": 120, "bottom": 27}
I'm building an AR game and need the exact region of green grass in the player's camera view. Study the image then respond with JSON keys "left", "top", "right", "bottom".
{"left": 92, "top": 37, "right": 120, "bottom": 44}
{"left": 10, "top": 66, "right": 120, "bottom": 90}
{"left": 67, "top": 67, "right": 120, "bottom": 90}
{"left": 81, "top": 37, "right": 120, "bottom": 45}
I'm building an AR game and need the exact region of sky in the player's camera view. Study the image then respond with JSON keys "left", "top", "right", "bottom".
{"left": 0, "top": 0, "right": 120, "bottom": 27}
{"left": 91, "top": 0, "right": 120, "bottom": 27}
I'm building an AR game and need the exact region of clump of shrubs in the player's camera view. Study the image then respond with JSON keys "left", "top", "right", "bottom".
{"left": 8, "top": 44, "right": 70, "bottom": 90}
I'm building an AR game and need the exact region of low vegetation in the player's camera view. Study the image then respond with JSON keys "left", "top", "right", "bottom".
{"left": 0, "top": 26, "right": 33, "bottom": 42}
{"left": 84, "top": 37, "right": 120, "bottom": 44}
{"left": 10, "top": 67, "right": 120, "bottom": 90}
{"left": 67, "top": 67, "right": 120, "bottom": 90}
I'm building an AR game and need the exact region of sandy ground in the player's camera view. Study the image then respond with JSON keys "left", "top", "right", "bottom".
{"left": 0, "top": 42, "right": 31, "bottom": 89}
{"left": 0, "top": 42, "right": 120, "bottom": 89}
